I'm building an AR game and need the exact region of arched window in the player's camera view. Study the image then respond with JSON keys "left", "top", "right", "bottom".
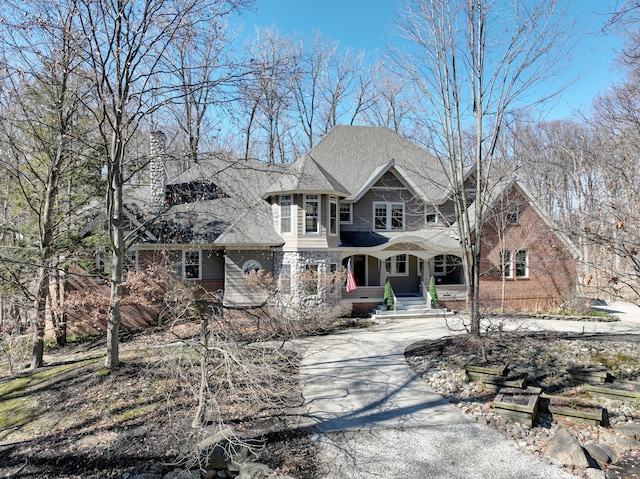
{"left": 242, "top": 260, "right": 262, "bottom": 275}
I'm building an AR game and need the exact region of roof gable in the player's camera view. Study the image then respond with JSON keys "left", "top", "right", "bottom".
{"left": 293, "top": 126, "right": 451, "bottom": 203}
{"left": 263, "top": 154, "right": 350, "bottom": 198}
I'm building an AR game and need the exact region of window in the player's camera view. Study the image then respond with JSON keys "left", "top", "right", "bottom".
{"left": 96, "top": 249, "right": 138, "bottom": 277}
{"left": 373, "top": 202, "right": 404, "bottom": 231}
{"left": 329, "top": 196, "right": 338, "bottom": 235}
{"left": 507, "top": 201, "right": 519, "bottom": 225}
{"left": 433, "top": 255, "right": 445, "bottom": 274}
{"left": 425, "top": 205, "right": 438, "bottom": 224}
{"left": 280, "top": 195, "right": 292, "bottom": 233}
{"left": 304, "top": 194, "right": 320, "bottom": 234}
{"left": 500, "top": 250, "right": 512, "bottom": 278}
{"left": 340, "top": 202, "right": 352, "bottom": 223}
{"left": 385, "top": 254, "right": 408, "bottom": 276}
{"left": 515, "top": 250, "right": 528, "bottom": 278}
{"left": 279, "top": 264, "right": 291, "bottom": 294}
{"left": 329, "top": 263, "right": 338, "bottom": 293}
{"left": 465, "top": 188, "right": 476, "bottom": 206}
{"left": 124, "top": 249, "right": 138, "bottom": 273}
{"left": 433, "top": 255, "right": 460, "bottom": 275}
{"left": 304, "top": 264, "right": 319, "bottom": 294}
{"left": 242, "top": 260, "right": 262, "bottom": 275}
{"left": 374, "top": 203, "right": 387, "bottom": 230}
{"left": 183, "top": 250, "right": 201, "bottom": 279}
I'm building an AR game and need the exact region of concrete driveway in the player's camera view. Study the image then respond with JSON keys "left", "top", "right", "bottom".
{"left": 300, "top": 302, "right": 640, "bottom": 478}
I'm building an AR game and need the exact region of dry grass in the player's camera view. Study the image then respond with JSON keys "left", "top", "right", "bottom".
{"left": 0, "top": 324, "right": 320, "bottom": 479}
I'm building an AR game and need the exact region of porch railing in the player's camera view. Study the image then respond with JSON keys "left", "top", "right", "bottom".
{"left": 420, "top": 280, "right": 433, "bottom": 309}
{"left": 392, "top": 284, "right": 397, "bottom": 316}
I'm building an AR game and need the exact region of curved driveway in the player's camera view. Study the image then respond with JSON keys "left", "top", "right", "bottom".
{"left": 300, "top": 302, "right": 640, "bottom": 479}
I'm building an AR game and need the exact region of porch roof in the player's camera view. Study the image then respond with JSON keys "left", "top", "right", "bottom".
{"left": 340, "top": 228, "right": 460, "bottom": 253}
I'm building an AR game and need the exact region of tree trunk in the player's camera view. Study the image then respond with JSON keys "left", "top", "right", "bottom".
{"left": 31, "top": 146, "right": 61, "bottom": 368}
{"left": 31, "top": 279, "right": 47, "bottom": 369}
{"left": 192, "top": 302, "right": 210, "bottom": 428}
{"left": 105, "top": 281, "right": 122, "bottom": 370}
{"left": 105, "top": 130, "right": 125, "bottom": 370}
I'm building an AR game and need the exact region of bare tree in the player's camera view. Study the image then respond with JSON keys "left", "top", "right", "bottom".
{"left": 576, "top": 79, "right": 640, "bottom": 301}
{"left": 164, "top": 1, "right": 249, "bottom": 167}
{"left": 392, "top": 0, "right": 575, "bottom": 336}
{"left": 291, "top": 32, "right": 376, "bottom": 149}
{"left": 236, "top": 27, "right": 297, "bottom": 163}
{"left": 75, "top": 0, "right": 252, "bottom": 369}
{"left": 0, "top": 0, "right": 99, "bottom": 367}
{"left": 364, "top": 64, "right": 413, "bottom": 134}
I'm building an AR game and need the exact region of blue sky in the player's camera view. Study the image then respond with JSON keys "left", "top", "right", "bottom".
{"left": 242, "top": 0, "right": 624, "bottom": 120}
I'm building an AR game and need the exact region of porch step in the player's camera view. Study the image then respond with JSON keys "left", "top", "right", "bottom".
{"left": 370, "top": 297, "right": 452, "bottom": 321}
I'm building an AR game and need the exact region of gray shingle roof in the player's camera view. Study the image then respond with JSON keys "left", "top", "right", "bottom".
{"left": 171, "top": 155, "right": 289, "bottom": 202}
{"left": 288, "top": 126, "right": 454, "bottom": 203}
{"left": 214, "top": 201, "right": 284, "bottom": 247}
{"left": 128, "top": 155, "right": 287, "bottom": 247}
{"left": 263, "top": 154, "right": 350, "bottom": 198}
{"left": 127, "top": 127, "right": 465, "bottom": 248}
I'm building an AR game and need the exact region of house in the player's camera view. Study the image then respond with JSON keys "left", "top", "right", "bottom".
{"left": 120, "top": 125, "right": 577, "bottom": 317}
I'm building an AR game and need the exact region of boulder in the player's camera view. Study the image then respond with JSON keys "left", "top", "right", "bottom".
{"left": 237, "top": 462, "right": 269, "bottom": 479}
{"left": 597, "top": 442, "right": 618, "bottom": 463}
{"left": 585, "top": 468, "right": 606, "bottom": 479}
{"left": 546, "top": 428, "right": 589, "bottom": 468}
{"left": 162, "top": 469, "right": 200, "bottom": 479}
{"left": 600, "top": 430, "right": 636, "bottom": 454}
{"left": 584, "top": 443, "right": 612, "bottom": 464}
{"left": 197, "top": 426, "right": 251, "bottom": 471}
{"left": 615, "top": 423, "right": 640, "bottom": 444}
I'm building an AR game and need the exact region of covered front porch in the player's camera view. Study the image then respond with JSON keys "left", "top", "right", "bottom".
{"left": 340, "top": 251, "right": 466, "bottom": 302}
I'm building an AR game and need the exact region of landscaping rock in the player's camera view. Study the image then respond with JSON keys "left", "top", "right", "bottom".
{"left": 597, "top": 442, "right": 618, "bottom": 463}
{"left": 584, "top": 443, "right": 612, "bottom": 464}
{"left": 585, "top": 468, "right": 606, "bottom": 479}
{"left": 198, "top": 426, "right": 252, "bottom": 471}
{"left": 545, "top": 428, "right": 589, "bottom": 468}
{"left": 237, "top": 462, "right": 269, "bottom": 479}
{"left": 162, "top": 469, "right": 200, "bottom": 479}
{"left": 614, "top": 422, "right": 640, "bottom": 443}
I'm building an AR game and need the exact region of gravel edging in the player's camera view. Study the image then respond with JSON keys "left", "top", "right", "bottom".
{"left": 406, "top": 332, "right": 640, "bottom": 479}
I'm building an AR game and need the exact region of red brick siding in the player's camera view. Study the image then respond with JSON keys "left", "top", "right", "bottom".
{"left": 351, "top": 302, "right": 377, "bottom": 317}
{"left": 198, "top": 280, "right": 225, "bottom": 295}
{"left": 478, "top": 188, "right": 577, "bottom": 312}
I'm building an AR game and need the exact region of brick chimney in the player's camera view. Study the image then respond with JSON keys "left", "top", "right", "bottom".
{"left": 149, "top": 131, "right": 167, "bottom": 212}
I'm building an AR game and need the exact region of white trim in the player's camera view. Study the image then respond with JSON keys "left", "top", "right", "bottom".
{"left": 373, "top": 201, "right": 405, "bottom": 231}
{"left": 339, "top": 202, "right": 352, "bottom": 224}
{"left": 425, "top": 204, "right": 438, "bottom": 224}
{"left": 385, "top": 254, "right": 409, "bottom": 276}
{"left": 507, "top": 201, "right": 520, "bottom": 225}
{"left": 242, "top": 259, "right": 263, "bottom": 274}
{"left": 515, "top": 249, "right": 529, "bottom": 278}
{"left": 500, "top": 250, "right": 513, "bottom": 279}
{"left": 432, "top": 254, "right": 460, "bottom": 276}
{"left": 279, "top": 195, "right": 292, "bottom": 234}
{"left": 304, "top": 194, "right": 321, "bottom": 235}
{"left": 279, "top": 263, "right": 291, "bottom": 294}
{"left": 329, "top": 196, "right": 338, "bottom": 235}
{"left": 371, "top": 186, "right": 410, "bottom": 191}
{"left": 182, "top": 249, "right": 202, "bottom": 280}
{"left": 349, "top": 160, "right": 395, "bottom": 202}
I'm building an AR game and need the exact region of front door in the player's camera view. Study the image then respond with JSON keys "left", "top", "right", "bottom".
{"left": 353, "top": 255, "right": 366, "bottom": 286}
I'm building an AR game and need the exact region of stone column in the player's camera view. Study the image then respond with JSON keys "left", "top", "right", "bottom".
{"left": 149, "top": 131, "right": 167, "bottom": 213}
